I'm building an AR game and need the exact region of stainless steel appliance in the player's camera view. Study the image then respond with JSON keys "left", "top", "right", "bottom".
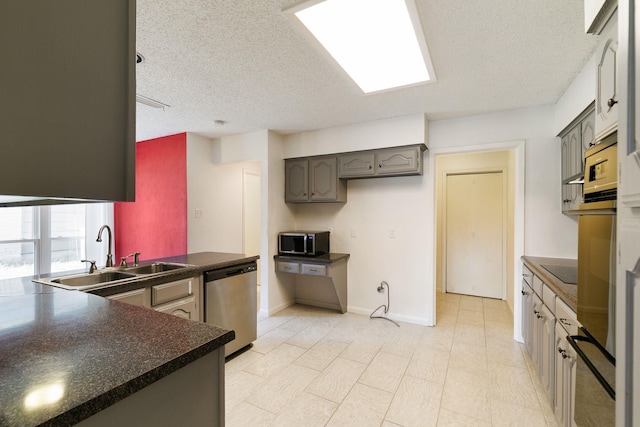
{"left": 278, "top": 231, "right": 330, "bottom": 256}
{"left": 570, "top": 134, "right": 617, "bottom": 425}
{"left": 204, "top": 261, "right": 257, "bottom": 357}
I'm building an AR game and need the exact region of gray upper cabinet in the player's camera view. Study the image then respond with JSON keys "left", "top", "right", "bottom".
{"left": 285, "top": 156, "right": 346, "bottom": 203}
{"left": 338, "top": 152, "right": 375, "bottom": 178}
{"left": 0, "top": 0, "right": 135, "bottom": 206}
{"left": 594, "top": 13, "right": 618, "bottom": 141}
{"left": 285, "top": 159, "right": 310, "bottom": 202}
{"left": 375, "top": 146, "right": 423, "bottom": 176}
{"left": 559, "top": 103, "right": 594, "bottom": 213}
{"left": 338, "top": 144, "right": 426, "bottom": 179}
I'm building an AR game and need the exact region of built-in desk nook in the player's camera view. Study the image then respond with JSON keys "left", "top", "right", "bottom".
{"left": 274, "top": 253, "right": 349, "bottom": 313}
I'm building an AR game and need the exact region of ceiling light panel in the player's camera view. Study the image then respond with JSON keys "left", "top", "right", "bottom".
{"left": 288, "top": 0, "right": 435, "bottom": 93}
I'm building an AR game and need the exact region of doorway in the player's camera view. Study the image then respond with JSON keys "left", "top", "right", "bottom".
{"left": 445, "top": 171, "right": 505, "bottom": 298}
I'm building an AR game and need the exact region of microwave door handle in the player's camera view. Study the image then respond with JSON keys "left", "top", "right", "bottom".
{"left": 304, "top": 234, "right": 308, "bottom": 254}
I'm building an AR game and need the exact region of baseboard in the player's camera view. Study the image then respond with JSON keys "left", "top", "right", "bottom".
{"left": 267, "top": 299, "right": 296, "bottom": 316}
{"left": 295, "top": 298, "right": 341, "bottom": 312}
{"left": 347, "top": 305, "right": 431, "bottom": 326}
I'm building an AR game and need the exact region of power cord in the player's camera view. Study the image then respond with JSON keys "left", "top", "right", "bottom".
{"left": 370, "top": 281, "right": 400, "bottom": 327}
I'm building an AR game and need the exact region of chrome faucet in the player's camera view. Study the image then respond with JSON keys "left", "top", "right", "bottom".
{"left": 96, "top": 225, "right": 114, "bottom": 268}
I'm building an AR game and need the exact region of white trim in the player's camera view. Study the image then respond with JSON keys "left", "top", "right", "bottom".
{"left": 427, "top": 140, "right": 526, "bottom": 339}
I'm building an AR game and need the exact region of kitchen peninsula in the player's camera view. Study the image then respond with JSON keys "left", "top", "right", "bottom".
{"left": 0, "top": 252, "right": 256, "bottom": 426}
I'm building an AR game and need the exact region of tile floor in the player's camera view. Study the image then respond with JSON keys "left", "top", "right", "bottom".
{"left": 225, "top": 292, "right": 558, "bottom": 426}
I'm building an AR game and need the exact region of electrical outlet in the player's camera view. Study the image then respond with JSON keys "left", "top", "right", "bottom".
{"left": 195, "top": 209, "right": 203, "bottom": 218}
{"left": 350, "top": 228, "right": 357, "bottom": 238}
{"left": 389, "top": 228, "right": 397, "bottom": 238}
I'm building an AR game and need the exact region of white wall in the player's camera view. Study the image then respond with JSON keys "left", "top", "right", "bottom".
{"left": 186, "top": 133, "right": 249, "bottom": 254}
{"left": 283, "top": 106, "right": 577, "bottom": 326}
{"left": 554, "top": 53, "right": 596, "bottom": 135}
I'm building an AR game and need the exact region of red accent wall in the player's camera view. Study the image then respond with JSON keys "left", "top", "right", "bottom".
{"left": 114, "top": 133, "right": 187, "bottom": 262}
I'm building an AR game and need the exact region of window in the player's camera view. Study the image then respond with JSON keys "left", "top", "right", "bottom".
{"left": 0, "top": 204, "right": 113, "bottom": 280}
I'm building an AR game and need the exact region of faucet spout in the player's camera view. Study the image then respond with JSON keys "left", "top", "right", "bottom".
{"left": 96, "top": 225, "right": 114, "bottom": 268}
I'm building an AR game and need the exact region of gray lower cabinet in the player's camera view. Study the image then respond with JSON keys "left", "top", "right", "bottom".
{"left": 554, "top": 298, "right": 578, "bottom": 427}
{"left": 285, "top": 156, "right": 346, "bottom": 203}
{"left": 106, "top": 276, "right": 200, "bottom": 322}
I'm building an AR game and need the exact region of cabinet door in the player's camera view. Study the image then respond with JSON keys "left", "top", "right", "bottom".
{"left": 531, "top": 294, "right": 543, "bottom": 369}
{"left": 0, "top": 0, "right": 135, "bottom": 202}
{"left": 154, "top": 296, "right": 198, "bottom": 321}
{"left": 107, "top": 288, "right": 149, "bottom": 308}
{"left": 540, "top": 304, "right": 556, "bottom": 404}
{"left": 310, "top": 156, "right": 342, "bottom": 201}
{"left": 339, "top": 152, "right": 375, "bottom": 178}
{"left": 595, "top": 16, "right": 619, "bottom": 141}
{"left": 285, "top": 159, "right": 309, "bottom": 202}
{"left": 554, "top": 322, "right": 567, "bottom": 427}
{"left": 375, "top": 146, "right": 422, "bottom": 175}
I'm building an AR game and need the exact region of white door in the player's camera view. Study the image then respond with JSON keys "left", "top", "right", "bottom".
{"left": 243, "top": 170, "right": 261, "bottom": 285}
{"left": 445, "top": 172, "right": 504, "bottom": 298}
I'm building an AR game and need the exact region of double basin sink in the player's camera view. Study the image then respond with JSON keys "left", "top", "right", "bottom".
{"left": 35, "top": 262, "right": 193, "bottom": 291}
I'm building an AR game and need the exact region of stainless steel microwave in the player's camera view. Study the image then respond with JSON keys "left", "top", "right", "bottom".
{"left": 278, "top": 231, "right": 330, "bottom": 256}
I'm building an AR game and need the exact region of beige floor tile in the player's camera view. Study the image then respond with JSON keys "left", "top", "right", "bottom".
{"left": 251, "top": 327, "right": 298, "bottom": 354}
{"left": 435, "top": 312, "right": 458, "bottom": 328}
{"left": 306, "top": 357, "right": 367, "bottom": 403}
{"left": 490, "top": 398, "right": 549, "bottom": 427}
{"left": 339, "top": 338, "right": 382, "bottom": 364}
{"left": 226, "top": 401, "right": 276, "bottom": 427}
{"left": 441, "top": 367, "right": 491, "bottom": 421}
{"left": 485, "top": 319, "right": 516, "bottom": 342}
{"left": 294, "top": 338, "right": 348, "bottom": 371}
{"left": 380, "top": 331, "right": 421, "bottom": 358}
{"left": 485, "top": 306, "right": 514, "bottom": 324}
{"left": 406, "top": 345, "right": 450, "bottom": 385}
{"left": 482, "top": 297, "right": 509, "bottom": 311}
{"left": 257, "top": 315, "right": 291, "bottom": 337}
{"left": 457, "top": 308, "right": 485, "bottom": 326}
{"left": 421, "top": 327, "right": 455, "bottom": 352}
{"left": 358, "top": 351, "right": 410, "bottom": 393}
{"left": 486, "top": 337, "right": 528, "bottom": 369}
{"left": 286, "top": 324, "right": 332, "bottom": 349}
{"left": 459, "top": 295, "right": 484, "bottom": 312}
{"left": 272, "top": 391, "right": 338, "bottom": 427}
{"left": 326, "top": 383, "right": 393, "bottom": 427}
{"left": 225, "top": 370, "right": 267, "bottom": 412}
{"left": 246, "top": 363, "right": 320, "bottom": 414}
{"left": 447, "top": 341, "right": 489, "bottom": 377}
{"left": 385, "top": 376, "right": 443, "bottom": 427}
{"left": 225, "top": 348, "right": 263, "bottom": 375}
{"left": 488, "top": 362, "right": 542, "bottom": 410}
{"left": 453, "top": 321, "right": 486, "bottom": 347}
{"left": 244, "top": 343, "right": 306, "bottom": 379}
{"left": 436, "top": 407, "right": 492, "bottom": 426}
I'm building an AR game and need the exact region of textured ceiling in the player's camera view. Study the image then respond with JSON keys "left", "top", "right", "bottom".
{"left": 135, "top": 0, "right": 598, "bottom": 142}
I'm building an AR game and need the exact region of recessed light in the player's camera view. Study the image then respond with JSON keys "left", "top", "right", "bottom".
{"left": 286, "top": 0, "right": 436, "bottom": 94}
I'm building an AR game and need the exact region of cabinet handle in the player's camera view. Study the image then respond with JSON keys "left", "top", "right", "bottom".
{"left": 368, "top": 165, "right": 372, "bottom": 169}
{"left": 607, "top": 98, "right": 618, "bottom": 109}
{"left": 521, "top": 289, "right": 527, "bottom": 295}
{"left": 558, "top": 318, "right": 572, "bottom": 326}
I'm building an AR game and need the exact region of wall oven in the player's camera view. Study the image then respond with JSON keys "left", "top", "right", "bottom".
{"left": 570, "top": 134, "right": 617, "bottom": 425}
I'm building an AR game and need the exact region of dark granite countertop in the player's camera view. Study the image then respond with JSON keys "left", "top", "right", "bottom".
{"left": 0, "top": 251, "right": 256, "bottom": 427}
{"left": 521, "top": 256, "right": 577, "bottom": 311}
{"left": 273, "top": 253, "right": 350, "bottom": 263}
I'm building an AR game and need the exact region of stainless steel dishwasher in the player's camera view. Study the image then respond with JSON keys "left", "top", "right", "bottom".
{"left": 204, "top": 261, "right": 257, "bottom": 357}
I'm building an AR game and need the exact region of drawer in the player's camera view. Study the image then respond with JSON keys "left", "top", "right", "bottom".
{"left": 522, "top": 264, "right": 534, "bottom": 286}
{"left": 542, "top": 284, "right": 556, "bottom": 313}
{"left": 555, "top": 297, "right": 578, "bottom": 335}
{"left": 152, "top": 278, "right": 193, "bottom": 306}
{"left": 277, "top": 261, "right": 300, "bottom": 274}
{"left": 532, "top": 274, "right": 544, "bottom": 297}
{"left": 301, "top": 263, "right": 326, "bottom": 276}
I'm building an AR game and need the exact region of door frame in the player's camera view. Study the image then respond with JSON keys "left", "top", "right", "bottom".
{"left": 428, "top": 140, "right": 525, "bottom": 342}
{"left": 442, "top": 168, "right": 508, "bottom": 299}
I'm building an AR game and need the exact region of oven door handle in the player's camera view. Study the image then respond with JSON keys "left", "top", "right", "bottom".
{"left": 567, "top": 334, "right": 616, "bottom": 400}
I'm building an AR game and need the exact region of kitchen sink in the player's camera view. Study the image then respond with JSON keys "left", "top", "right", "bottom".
{"left": 48, "top": 271, "right": 137, "bottom": 289}
{"left": 122, "top": 262, "right": 191, "bottom": 275}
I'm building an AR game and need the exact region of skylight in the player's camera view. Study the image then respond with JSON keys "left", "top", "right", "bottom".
{"left": 287, "top": 0, "right": 435, "bottom": 94}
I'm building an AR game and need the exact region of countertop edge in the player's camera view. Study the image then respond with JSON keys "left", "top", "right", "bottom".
{"left": 521, "top": 256, "right": 577, "bottom": 311}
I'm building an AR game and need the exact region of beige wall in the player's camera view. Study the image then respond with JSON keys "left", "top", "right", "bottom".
{"left": 435, "top": 150, "right": 516, "bottom": 311}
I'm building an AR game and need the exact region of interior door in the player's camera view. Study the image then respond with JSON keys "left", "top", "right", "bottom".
{"left": 445, "top": 172, "right": 504, "bottom": 298}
